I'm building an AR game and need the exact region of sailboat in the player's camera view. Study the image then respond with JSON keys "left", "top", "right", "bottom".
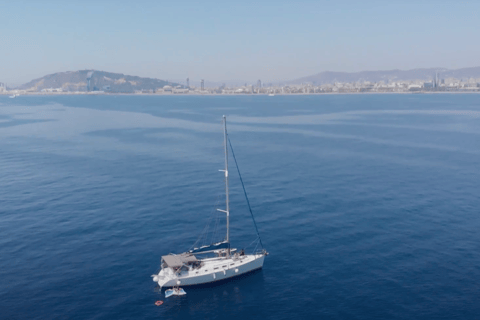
{"left": 152, "top": 116, "right": 268, "bottom": 288}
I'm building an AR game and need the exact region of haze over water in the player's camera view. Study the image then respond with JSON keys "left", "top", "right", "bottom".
{"left": 1, "top": 94, "right": 480, "bottom": 319}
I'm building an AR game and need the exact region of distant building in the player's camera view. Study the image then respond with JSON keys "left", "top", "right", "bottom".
{"left": 173, "top": 88, "right": 189, "bottom": 94}
{"left": 86, "top": 71, "right": 94, "bottom": 91}
{"left": 41, "top": 88, "right": 63, "bottom": 93}
{"left": 201, "top": 79, "right": 204, "bottom": 91}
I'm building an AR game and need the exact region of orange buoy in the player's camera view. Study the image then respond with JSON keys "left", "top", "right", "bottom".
{"left": 155, "top": 300, "right": 164, "bottom": 306}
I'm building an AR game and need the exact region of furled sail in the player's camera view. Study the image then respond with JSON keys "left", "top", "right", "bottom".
{"left": 188, "top": 241, "right": 230, "bottom": 253}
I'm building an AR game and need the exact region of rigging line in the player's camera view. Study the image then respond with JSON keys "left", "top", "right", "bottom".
{"left": 211, "top": 195, "right": 222, "bottom": 244}
{"left": 190, "top": 193, "right": 221, "bottom": 250}
{"left": 228, "top": 137, "right": 264, "bottom": 249}
{"left": 190, "top": 219, "right": 209, "bottom": 250}
{"left": 253, "top": 240, "right": 259, "bottom": 254}
{"left": 244, "top": 236, "right": 260, "bottom": 251}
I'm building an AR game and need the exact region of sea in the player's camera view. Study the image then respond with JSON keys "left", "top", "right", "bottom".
{"left": 1, "top": 94, "right": 480, "bottom": 320}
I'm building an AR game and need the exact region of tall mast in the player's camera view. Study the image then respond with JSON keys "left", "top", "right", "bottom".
{"left": 223, "top": 115, "right": 230, "bottom": 246}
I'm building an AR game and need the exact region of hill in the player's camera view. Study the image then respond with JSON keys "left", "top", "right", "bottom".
{"left": 287, "top": 67, "right": 480, "bottom": 85}
{"left": 17, "top": 70, "right": 180, "bottom": 93}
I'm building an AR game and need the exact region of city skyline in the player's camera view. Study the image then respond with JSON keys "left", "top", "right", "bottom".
{"left": 6, "top": 66, "right": 480, "bottom": 89}
{"left": 1, "top": 1, "right": 480, "bottom": 84}
{"left": 3, "top": 67, "right": 480, "bottom": 96}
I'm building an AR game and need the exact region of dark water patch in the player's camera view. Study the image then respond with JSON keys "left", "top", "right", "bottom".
{"left": 0, "top": 118, "right": 55, "bottom": 128}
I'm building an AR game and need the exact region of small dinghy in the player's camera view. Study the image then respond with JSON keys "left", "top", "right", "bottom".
{"left": 165, "top": 287, "right": 186, "bottom": 298}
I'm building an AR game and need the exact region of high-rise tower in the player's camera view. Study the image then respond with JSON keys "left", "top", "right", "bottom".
{"left": 201, "top": 79, "right": 204, "bottom": 91}
{"left": 86, "top": 71, "right": 94, "bottom": 91}
{"left": 186, "top": 78, "right": 190, "bottom": 88}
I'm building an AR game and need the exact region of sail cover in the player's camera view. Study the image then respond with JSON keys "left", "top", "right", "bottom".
{"left": 188, "top": 241, "right": 230, "bottom": 254}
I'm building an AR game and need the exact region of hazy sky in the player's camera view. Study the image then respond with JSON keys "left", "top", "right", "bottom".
{"left": 1, "top": 0, "right": 479, "bottom": 84}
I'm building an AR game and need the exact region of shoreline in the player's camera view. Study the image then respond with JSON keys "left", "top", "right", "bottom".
{"left": 1, "top": 91, "right": 480, "bottom": 97}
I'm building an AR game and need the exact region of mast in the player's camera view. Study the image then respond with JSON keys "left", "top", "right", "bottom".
{"left": 217, "top": 116, "right": 230, "bottom": 256}
{"left": 223, "top": 116, "right": 230, "bottom": 246}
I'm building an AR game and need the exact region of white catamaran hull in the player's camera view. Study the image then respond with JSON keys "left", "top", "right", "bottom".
{"left": 154, "top": 254, "right": 265, "bottom": 288}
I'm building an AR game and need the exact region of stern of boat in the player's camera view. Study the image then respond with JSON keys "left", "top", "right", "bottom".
{"left": 152, "top": 269, "right": 177, "bottom": 288}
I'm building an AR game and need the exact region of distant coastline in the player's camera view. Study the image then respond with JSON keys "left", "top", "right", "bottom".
{"left": 2, "top": 68, "right": 480, "bottom": 96}
{"left": 2, "top": 91, "right": 480, "bottom": 97}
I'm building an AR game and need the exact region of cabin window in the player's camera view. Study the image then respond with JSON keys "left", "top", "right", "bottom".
{"left": 230, "top": 263, "right": 234, "bottom": 266}
{"left": 214, "top": 267, "right": 219, "bottom": 270}
{"left": 222, "top": 265, "right": 227, "bottom": 268}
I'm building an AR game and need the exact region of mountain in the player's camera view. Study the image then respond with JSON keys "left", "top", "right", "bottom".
{"left": 286, "top": 67, "right": 480, "bottom": 85}
{"left": 17, "top": 70, "right": 180, "bottom": 93}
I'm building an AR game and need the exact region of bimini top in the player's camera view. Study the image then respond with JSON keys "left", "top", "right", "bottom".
{"left": 162, "top": 254, "right": 198, "bottom": 268}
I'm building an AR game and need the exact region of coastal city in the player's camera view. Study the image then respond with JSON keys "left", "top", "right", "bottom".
{"left": 1, "top": 76, "right": 480, "bottom": 96}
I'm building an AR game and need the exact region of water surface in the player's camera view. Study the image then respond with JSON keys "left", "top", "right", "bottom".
{"left": 1, "top": 94, "right": 480, "bottom": 319}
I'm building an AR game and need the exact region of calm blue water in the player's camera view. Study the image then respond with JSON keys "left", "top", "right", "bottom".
{"left": 1, "top": 94, "right": 480, "bottom": 319}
